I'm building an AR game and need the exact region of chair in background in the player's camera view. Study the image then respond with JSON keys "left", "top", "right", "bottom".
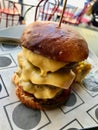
{"left": 62, "top": 6, "right": 79, "bottom": 25}
{"left": 0, "top": 0, "right": 21, "bottom": 27}
{"left": 56, "top": 3, "right": 89, "bottom": 25}
{"left": 34, "top": 0, "right": 59, "bottom": 21}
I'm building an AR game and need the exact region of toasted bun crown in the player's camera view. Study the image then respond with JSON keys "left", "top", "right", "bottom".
{"left": 21, "top": 21, "right": 89, "bottom": 62}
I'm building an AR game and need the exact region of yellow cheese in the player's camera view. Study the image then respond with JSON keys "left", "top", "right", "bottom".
{"left": 18, "top": 51, "right": 75, "bottom": 89}
{"left": 19, "top": 80, "right": 62, "bottom": 99}
{"left": 17, "top": 52, "right": 32, "bottom": 81}
{"left": 73, "top": 61, "right": 91, "bottom": 82}
{"left": 22, "top": 47, "right": 67, "bottom": 76}
{"left": 30, "top": 69, "right": 75, "bottom": 89}
{"left": 16, "top": 49, "right": 91, "bottom": 99}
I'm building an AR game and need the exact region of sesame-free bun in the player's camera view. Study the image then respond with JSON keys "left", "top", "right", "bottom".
{"left": 21, "top": 21, "right": 89, "bottom": 62}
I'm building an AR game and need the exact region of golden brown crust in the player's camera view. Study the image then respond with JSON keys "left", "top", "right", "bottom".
{"left": 16, "top": 85, "right": 44, "bottom": 110}
{"left": 12, "top": 74, "right": 44, "bottom": 109}
{"left": 12, "top": 74, "right": 71, "bottom": 110}
{"left": 21, "top": 21, "right": 89, "bottom": 62}
{"left": 15, "top": 85, "right": 71, "bottom": 110}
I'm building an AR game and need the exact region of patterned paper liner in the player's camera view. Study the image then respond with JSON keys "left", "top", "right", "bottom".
{"left": 0, "top": 43, "right": 98, "bottom": 130}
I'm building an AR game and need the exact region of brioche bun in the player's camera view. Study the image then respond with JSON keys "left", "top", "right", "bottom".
{"left": 21, "top": 21, "right": 88, "bottom": 62}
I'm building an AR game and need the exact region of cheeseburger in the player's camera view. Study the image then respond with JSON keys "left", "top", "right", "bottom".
{"left": 13, "top": 21, "right": 91, "bottom": 110}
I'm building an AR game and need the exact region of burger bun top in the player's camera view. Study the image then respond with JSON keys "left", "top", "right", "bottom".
{"left": 21, "top": 21, "right": 89, "bottom": 62}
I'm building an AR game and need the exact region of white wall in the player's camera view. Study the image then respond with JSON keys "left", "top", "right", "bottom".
{"left": 67, "top": 0, "right": 85, "bottom": 9}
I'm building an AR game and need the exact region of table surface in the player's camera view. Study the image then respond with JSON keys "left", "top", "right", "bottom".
{"left": 0, "top": 24, "right": 98, "bottom": 130}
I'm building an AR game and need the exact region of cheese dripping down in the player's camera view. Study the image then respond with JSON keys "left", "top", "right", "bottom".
{"left": 15, "top": 47, "right": 76, "bottom": 99}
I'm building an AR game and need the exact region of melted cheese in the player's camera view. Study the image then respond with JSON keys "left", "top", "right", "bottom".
{"left": 18, "top": 51, "right": 75, "bottom": 89}
{"left": 22, "top": 47, "right": 67, "bottom": 76}
{"left": 16, "top": 50, "right": 76, "bottom": 99}
{"left": 19, "top": 81, "right": 62, "bottom": 99}
{"left": 73, "top": 61, "right": 91, "bottom": 82}
{"left": 16, "top": 49, "right": 91, "bottom": 99}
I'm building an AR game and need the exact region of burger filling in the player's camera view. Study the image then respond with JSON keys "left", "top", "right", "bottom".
{"left": 14, "top": 47, "right": 91, "bottom": 99}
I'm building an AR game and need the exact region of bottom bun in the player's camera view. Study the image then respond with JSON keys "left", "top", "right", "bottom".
{"left": 15, "top": 85, "right": 71, "bottom": 110}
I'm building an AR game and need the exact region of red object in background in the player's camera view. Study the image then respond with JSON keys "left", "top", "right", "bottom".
{"left": 56, "top": 3, "right": 90, "bottom": 25}
{"left": 0, "top": 0, "right": 21, "bottom": 27}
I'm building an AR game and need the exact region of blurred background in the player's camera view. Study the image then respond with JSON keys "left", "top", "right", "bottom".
{"left": 0, "top": 0, "right": 98, "bottom": 30}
